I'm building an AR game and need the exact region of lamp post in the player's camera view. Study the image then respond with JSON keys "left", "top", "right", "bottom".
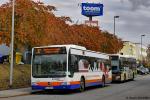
{"left": 141, "top": 34, "right": 145, "bottom": 64}
{"left": 114, "top": 16, "right": 119, "bottom": 36}
{"left": 10, "top": 0, "right": 15, "bottom": 87}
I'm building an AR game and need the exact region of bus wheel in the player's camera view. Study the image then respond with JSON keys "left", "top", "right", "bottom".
{"left": 124, "top": 74, "right": 126, "bottom": 82}
{"left": 132, "top": 73, "right": 134, "bottom": 81}
{"left": 79, "top": 77, "right": 85, "bottom": 92}
{"left": 101, "top": 76, "right": 105, "bottom": 87}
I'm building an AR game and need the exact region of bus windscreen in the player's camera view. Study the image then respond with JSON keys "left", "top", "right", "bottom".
{"left": 110, "top": 56, "right": 119, "bottom": 60}
{"left": 32, "top": 47, "right": 67, "bottom": 78}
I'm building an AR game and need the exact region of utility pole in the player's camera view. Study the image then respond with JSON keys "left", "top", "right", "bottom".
{"left": 141, "top": 34, "right": 145, "bottom": 65}
{"left": 10, "top": 0, "right": 15, "bottom": 87}
{"left": 114, "top": 16, "right": 119, "bottom": 36}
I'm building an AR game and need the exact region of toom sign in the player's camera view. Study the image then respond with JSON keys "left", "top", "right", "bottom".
{"left": 81, "top": 3, "right": 103, "bottom": 16}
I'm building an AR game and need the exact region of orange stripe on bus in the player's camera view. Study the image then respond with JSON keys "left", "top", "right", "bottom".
{"left": 108, "top": 78, "right": 112, "bottom": 81}
{"left": 37, "top": 82, "right": 48, "bottom": 86}
{"left": 85, "top": 79, "right": 102, "bottom": 83}
{"left": 36, "top": 78, "right": 112, "bottom": 87}
{"left": 37, "top": 82, "right": 62, "bottom": 86}
{"left": 51, "top": 82, "right": 62, "bottom": 86}
{"left": 70, "top": 81, "right": 80, "bottom": 85}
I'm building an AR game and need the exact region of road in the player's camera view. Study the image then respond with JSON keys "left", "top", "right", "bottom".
{"left": 1, "top": 75, "right": 150, "bottom": 100}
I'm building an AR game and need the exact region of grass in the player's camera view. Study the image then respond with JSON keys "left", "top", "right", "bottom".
{"left": 0, "top": 64, "right": 31, "bottom": 90}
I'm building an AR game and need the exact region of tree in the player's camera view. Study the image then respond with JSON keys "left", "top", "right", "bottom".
{"left": 0, "top": 0, "right": 123, "bottom": 54}
{"left": 0, "top": 0, "right": 57, "bottom": 49}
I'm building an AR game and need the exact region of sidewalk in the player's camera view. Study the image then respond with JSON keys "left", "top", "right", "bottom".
{"left": 0, "top": 88, "right": 31, "bottom": 98}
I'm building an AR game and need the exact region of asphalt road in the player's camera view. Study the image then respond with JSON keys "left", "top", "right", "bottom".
{"left": 1, "top": 75, "right": 150, "bottom": 100}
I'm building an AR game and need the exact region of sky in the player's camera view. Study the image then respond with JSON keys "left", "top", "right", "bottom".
{"left": 0, "top": 0, "right": 150, "bottom": 46}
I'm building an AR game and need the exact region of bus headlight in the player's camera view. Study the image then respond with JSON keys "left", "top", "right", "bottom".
{"left": 61, "top": 82, "right": 67, "bottom": 85}
{"left": 32, "top": 82, "right": 38, "bottom": 86}
{"left": 61, "top": 82, "right": 70, "bottom": 85}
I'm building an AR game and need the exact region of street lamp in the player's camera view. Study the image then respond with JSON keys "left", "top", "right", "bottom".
{"left": 10, "top": 0, "right": 15, "bottom": 87}
{"left": 114, "top": 16, "right": 119, "bottom": 36}
{"left": 141, "top": 34, "right": 145, "bottom": 64}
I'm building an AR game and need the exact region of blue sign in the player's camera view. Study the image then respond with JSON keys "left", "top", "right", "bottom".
{"left": 81, "top": 3, "right": 104, "bottom": 17}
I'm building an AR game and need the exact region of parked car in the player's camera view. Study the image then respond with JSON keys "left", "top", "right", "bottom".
{"left": 0, "top": 54, "right": 3, "bottom": 63}
{"left": 0, "top": 54, "right": 9, "bottom": 64}
{"left": 145, "top": 68, "right": 149, "bottom": 74}
{"left": 137, "top": 67, "right": 149, "bottom": 75}
{"left": 137, "top": 67, "right": 146, "bottom": 75}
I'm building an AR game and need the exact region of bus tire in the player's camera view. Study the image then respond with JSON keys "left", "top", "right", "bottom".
{"left": 132, "top": 73, "right": 134, "bottom": 81}
{"left": 124, "top": 74, "right": 126, "bottom": 82}
{"left": 79, "top": 77, "right": 85, "bottom": 92}
{"left": 101, "top": 76, "right": 105, "bottom": 87}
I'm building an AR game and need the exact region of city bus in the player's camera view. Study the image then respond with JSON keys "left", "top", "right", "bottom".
{"left": 109, "top": 54, "right": 137, "bottom": 82}
{"left": 31, "top": 45, "right": 112, "bottom": 91}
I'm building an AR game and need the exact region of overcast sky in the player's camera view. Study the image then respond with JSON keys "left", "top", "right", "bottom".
{"left": 0, "top": 0, "right": 150, "bottom": 46}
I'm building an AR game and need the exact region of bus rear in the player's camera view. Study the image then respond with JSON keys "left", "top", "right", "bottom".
{"left": 109, "top": 55, "right": 122, "bottom": 81}
{"left": 110, "top": 55, "right": 136, "bottom": 82}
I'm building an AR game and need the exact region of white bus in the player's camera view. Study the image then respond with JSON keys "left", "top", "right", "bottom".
{"left": 109, "top": 54, "right": 137, "bottom": 82}
{"left": 31, "top": 45, "right": 112, "bottom": 91}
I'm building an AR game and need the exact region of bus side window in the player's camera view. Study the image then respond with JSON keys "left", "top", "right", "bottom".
{"left": 89, "top": 57, "right": 93, "bottom": 71}
{"left": 97, "top": 59, "right": 102, "bottom": 71}
{"left": 78, "top": 56, "right": 90, "bottom": 71}
{"left": 106, "top": 60, "right": 111, "bottom": 71}
{"left": 70, "top": 55, "right": 79, "bottom": 73}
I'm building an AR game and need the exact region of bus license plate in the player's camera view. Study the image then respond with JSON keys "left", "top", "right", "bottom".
{"left": 45, "top": 87, "right": 53, "bottom": 89}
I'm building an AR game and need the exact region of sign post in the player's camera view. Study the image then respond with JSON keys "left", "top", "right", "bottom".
{"left": 81, "top": 3, "right": 103, "bottom": 26}
{"left": 81, "top": 3, "right": 103, "bottom": 17}
{"left": 85, "top": 20, "right": 98, "bottom": 27}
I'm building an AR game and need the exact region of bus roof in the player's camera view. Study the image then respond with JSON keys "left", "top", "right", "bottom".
{"left": 33, "top": 44, "right": 109, "bottom": 59}
{"left": 33, "top": 44, "right": 86, "bottom": 50}
{"left": 109, "top": 54, "right": 136, "bottom": 59}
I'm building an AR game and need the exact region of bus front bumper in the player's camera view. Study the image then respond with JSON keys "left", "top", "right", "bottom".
{"left": 31, "top": 84, "right": 80, "bottom": 90}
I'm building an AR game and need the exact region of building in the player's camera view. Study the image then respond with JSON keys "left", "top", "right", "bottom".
{"left": 0, "top": 43, "right": 10, "bottom": 56}
{"left": 119, "top": 41, "right": 147, "bottom": 61}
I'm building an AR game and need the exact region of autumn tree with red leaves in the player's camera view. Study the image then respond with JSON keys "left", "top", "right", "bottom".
{"left": 0, "top": 0, "right": 123, "bottom": 54}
